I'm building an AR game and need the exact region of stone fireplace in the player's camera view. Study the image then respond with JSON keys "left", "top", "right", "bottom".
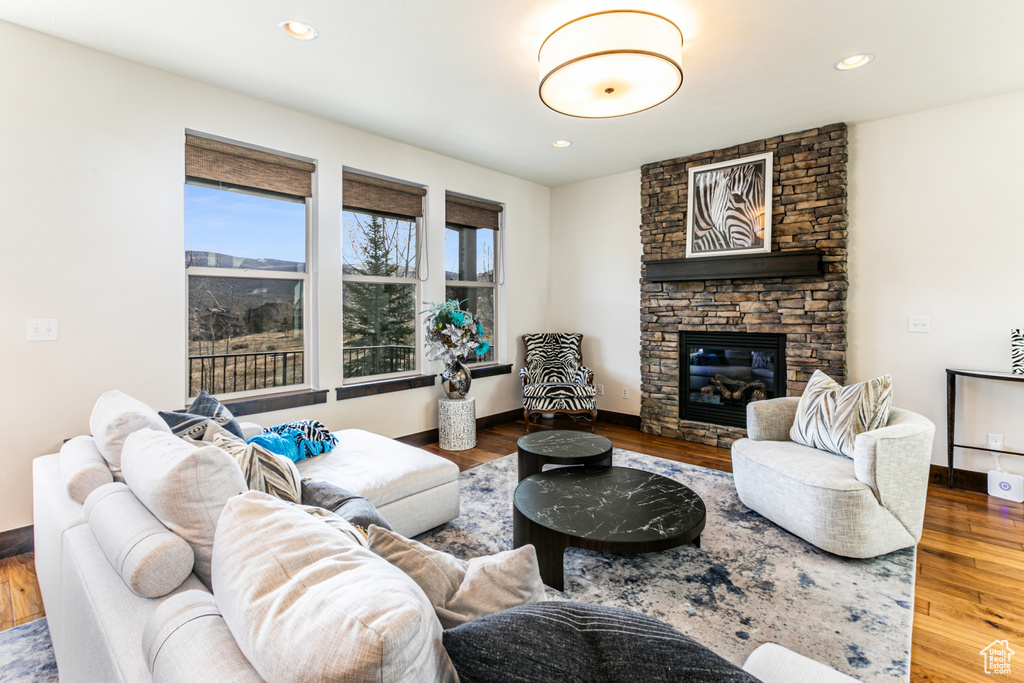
{"left": 640, "top": 123, "right": 848, "bottom": 448}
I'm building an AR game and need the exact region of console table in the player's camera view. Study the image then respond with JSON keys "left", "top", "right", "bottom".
{"left": 946, "top": 369, "right": 1024, "bottom": 488}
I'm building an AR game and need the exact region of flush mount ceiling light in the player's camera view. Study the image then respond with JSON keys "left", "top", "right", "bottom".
{"left": 279, "top": 20, "right": 318, "bottom": 41}
{"left": 835, "top": 53, "right": 874, "bottom": 70}
{"left": 552, "top": 140, "right": 572, "bottom": 147}
{"left": 539, "top": 10, "right": 683, "bottom": 118}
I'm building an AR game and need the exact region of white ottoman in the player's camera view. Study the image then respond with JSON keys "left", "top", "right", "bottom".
{"left": 295, "top": 429, "right": 460, "bottom": 537}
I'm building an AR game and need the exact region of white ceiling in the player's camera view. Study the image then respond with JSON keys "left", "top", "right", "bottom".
{"left": 3, "top": 0, "right": 1024, "bottom": 187}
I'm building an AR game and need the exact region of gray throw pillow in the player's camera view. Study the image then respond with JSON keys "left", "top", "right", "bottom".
{"left": 442, "top": 602, "right": 760, "bottom": 683}
{"left": 301, "top": 479, "right": 392, "bottom": 533}
{"left": 159, "top": 390, "right": 244, "bottom": 440}
{"left": 368, "top": 525, "right": 545, "bottom": 629}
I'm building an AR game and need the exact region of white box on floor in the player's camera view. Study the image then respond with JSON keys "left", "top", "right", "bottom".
{"left": 988, "top": 470, "right": 1024, "bottom": 503}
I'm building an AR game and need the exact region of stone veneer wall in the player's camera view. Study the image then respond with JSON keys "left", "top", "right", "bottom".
{"left": 640, "top": 123, "right": 848, "bottom": 447}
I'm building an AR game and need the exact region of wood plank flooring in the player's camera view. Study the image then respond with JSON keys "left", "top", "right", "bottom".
{"left": 2, "top": 418, "right": 1021, "bottom": 682}
{"left": 0, "top": 552, "right": 43, "bottom": 631}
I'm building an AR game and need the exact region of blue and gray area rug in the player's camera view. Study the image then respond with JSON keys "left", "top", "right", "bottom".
{"left": 417, "top": 450, "right": 915, "bottom": 682}
{"left": 0, "top": 618, "right": 58, "bottom": 682}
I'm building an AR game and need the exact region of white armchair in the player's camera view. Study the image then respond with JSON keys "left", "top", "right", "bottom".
{"left": 731, "top": 397, "right": 935, "bottom": 558}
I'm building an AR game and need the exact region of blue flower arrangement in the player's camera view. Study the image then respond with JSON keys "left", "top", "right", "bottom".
{"left": 423, "top": 300, "right": 490, "bottom": 365}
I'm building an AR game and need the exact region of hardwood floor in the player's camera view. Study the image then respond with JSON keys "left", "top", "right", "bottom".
{"left": 0, "top": 552, "right": 43, "bottom": 631}
{"left": 3, "top": 418, "right": 1021, "bottom": 682}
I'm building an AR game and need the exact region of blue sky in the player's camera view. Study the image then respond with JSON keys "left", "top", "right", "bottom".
{"left": 184, "top": 184, "right": 306, "bottom": 265}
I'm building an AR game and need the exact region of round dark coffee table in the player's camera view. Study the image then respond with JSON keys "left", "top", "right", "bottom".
{"left": 513, "top": 466, "right": 706, "bottom": 591}
{"left": 517, "top": 430, "right": 613, "bottom": 482}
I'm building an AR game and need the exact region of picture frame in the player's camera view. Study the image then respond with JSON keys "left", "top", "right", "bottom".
{"left": 685, "top": 151, "right": 773, "bottom": 259}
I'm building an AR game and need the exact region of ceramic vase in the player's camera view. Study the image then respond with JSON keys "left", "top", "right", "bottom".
{"left": 441, "top": 360, "right": 472, "bottom": 399}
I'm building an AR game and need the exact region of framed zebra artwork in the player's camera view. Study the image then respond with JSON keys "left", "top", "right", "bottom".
{"left": 685, "top": 152, "right": 773, "bottom": 258}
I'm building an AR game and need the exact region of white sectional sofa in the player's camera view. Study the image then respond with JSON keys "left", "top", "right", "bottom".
{"left": 32, "top": 395, "right": 460, "bottom": 682}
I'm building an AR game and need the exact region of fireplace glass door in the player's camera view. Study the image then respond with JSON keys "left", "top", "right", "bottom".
{"left": 680, "top": 332, "right": 786, "bottom": 428}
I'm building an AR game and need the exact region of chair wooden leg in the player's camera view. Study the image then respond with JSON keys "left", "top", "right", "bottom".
{"left": 590, "top": 410, "right": 597, "bottom": 433}
{"left": 523, "top": 409, "right": 531, "bottom": 434}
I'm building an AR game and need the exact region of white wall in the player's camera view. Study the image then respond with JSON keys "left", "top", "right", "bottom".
{"left": 848, "top": 89, "right": 1024, "bottom": 473}
{"left": 0, "top": 21, "right": 551, "bottom": 532}
{"left": 549, "top": 170, "right": 642, "bottom": 415}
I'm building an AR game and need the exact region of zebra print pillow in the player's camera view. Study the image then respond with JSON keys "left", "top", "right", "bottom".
{"left": 186, "top": 422, "right": 302, "bottom": 504}
{"left": 789, "top": 370, "right": 893, "bottom": 458}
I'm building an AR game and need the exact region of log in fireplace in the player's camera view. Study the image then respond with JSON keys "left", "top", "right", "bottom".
{"left": 680, "top": 331, "right": 787, "bottom": 429}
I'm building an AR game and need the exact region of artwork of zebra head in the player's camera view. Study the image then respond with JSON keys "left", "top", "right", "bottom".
{"left": 686, "top": 152, "right": 773, "bottom": 259}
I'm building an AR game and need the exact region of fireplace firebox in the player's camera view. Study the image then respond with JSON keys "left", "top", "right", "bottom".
{"left": 680, "top": 332, "right": 787, "bottom": 429}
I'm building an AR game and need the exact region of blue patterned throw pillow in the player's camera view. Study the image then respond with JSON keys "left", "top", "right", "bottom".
{"left": 254, "top": 420, "right": 338, "bottom": 461}
{"left": 159, "top": 390, "right": 244, "bottom": 440}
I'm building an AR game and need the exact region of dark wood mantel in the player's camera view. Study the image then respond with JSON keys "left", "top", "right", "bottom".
{"left": 644, "top": 249, "right": 823, "bottom": 282}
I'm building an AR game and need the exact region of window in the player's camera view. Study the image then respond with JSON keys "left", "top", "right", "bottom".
{"left": 445, "top": 193, "right": 502, "bottom": 364}
{"left": 342, "top": 171, "right": 425, "bottom": 381}
{"left": 184, "top": 133, "right": 315, "bottom": 398}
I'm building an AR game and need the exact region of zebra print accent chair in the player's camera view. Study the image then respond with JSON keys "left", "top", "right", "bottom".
{"left": 520, "top": 333, "right": 597, "bottom": 433}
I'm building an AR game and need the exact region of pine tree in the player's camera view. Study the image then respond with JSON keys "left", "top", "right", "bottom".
{"left": 343, "top": 214, "right": 416, "bottom": 376}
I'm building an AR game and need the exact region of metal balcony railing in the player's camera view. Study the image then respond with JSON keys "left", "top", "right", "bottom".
{"left": 189, "top": 350, "right": 303, "bottom": 396}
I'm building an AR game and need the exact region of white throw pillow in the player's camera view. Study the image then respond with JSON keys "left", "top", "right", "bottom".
{"left": 212, "top": 491, "right": 456, "bottom": 683}
{"left": 121, "top": 428, "right": 246, "bottom": 589}
{"left": 789, "top": 369, "right": 893, "bottom": 458}
{"left": 368, "top": 525, "right": 546, "bottom": 629}
{"left": 84, "top": 482, "right": 194, "bottom": 598}
{"left": 60, "top": 435, "right": 113, "bottom": 504}
{"left": 89, "top": 390, "right": 171, "bottom": 475}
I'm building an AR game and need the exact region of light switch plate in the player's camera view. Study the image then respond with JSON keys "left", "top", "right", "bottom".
{"left": 27, "top": 319, "right": 58, "bottom": 341}
{"left": 908, "top": 316, "right": 930, "bottom": 333}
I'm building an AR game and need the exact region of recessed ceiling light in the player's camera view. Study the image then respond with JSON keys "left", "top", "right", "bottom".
{"left": 552, "top": 140, "right": 572, "bottom": 148}
{"left": 279, "top": 20, "right": 318, "bottom": 41}
{"left": 835, "top": 53, "right": 873, "bottom": 70}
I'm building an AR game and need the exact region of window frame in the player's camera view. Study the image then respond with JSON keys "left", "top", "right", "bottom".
{"left": 341, "top": 207, "right": 423, "bottom": 384}
{"left": 444, "top": 219, "right": 500, "bottom": 368}
{"left": 183, "top": 178, "right": 316, "bottom": 402}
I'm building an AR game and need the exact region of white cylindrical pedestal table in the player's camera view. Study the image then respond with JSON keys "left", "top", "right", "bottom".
{"left": 439, "top": 396, "right": 476, "bottom": 451}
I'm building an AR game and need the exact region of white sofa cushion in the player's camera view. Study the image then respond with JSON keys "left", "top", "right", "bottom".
{"left": 295, "top": 429, "right": 459, "bottom": 508}
{"left": 60, "top": 436, "right": 113, "bottom": 504}
{"left": 121, "top": 428, "right": 246, "bottom": 589}
{"left": 368, "top": 525, "right": 545, "bottom": 629}
{"left": 84, "top": 483, "right": 194, "bottom": 598}
{"left": 142, "top": 590, "right": 262, "bottom": 682}
{"left": 743, "top": 643, "right": 858, "bottom": 682}
{"left": 89, "top": 390, "right": 171, "bottom": 476}
{"left": 212, "top": 491, "right": 456, "bottom": 683}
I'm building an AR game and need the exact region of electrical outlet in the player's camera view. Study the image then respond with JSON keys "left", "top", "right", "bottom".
{"left": 27, "top": 319, "right": 58, "bottom": 341}
{"left": 988, "top": 433, "right": 1004, "bottom": 451}
{"left": 595, "top": 384, "right": 604, "bottom": 396}
{"left": 908, "top": 316, "right": 930, "bottom": 333}
{"left": 621, "top": 387, "right": 629, "bottom": 399}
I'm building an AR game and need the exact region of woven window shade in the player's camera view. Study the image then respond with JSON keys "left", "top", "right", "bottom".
{"left": 185, "top": 134, "right": 315, "bottom": 198}
{"left": 446, "top": 193, "right": 502, "bottom": 230}
{"left": 343, "top": 171, "right": 426, "bottom": 218}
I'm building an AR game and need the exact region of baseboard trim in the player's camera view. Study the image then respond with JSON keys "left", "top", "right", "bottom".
{"left": 0, "top": 525, "right": 33, "bottom": 559}
{"left": 396, "top": 408, "right": 522, "bottom": 448}
{"left": 929, "top": 464, "right": 987, "bottom": 493}
{"left": 598, "top": 410, "right": 642, "bottom": 429}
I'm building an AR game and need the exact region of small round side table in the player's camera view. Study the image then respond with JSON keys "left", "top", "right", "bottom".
{"left": 439, "top": 396, "right": 476, "bottom": 450}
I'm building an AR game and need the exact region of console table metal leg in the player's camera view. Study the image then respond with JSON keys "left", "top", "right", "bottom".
{"left": 946, "top": 372, "right": 956, "bottom": 489}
